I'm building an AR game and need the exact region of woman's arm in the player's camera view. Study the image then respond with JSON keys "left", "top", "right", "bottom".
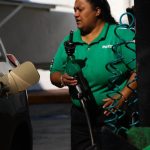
{"left": 103, "top": 71, "right": 137, "bottom": 116}
{"left": 120, "top": 71, "right": 137, "bottom": 100}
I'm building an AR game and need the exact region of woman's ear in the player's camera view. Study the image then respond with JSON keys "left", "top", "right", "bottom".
{"left": 96, "top": 7, "right": 101, "bottom": 16}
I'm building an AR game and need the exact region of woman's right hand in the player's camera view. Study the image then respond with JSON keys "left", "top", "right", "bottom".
{"left": 61, "top": 73, "right": 77, "bottom": 86}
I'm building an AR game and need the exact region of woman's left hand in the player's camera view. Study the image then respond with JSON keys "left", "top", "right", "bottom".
{"left": 102, "top": 97, "right": 125, "bottom": 116}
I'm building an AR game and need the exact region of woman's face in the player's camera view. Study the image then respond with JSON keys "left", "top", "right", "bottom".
{"left": 74, "top": 0, "right": 100, "bottom": 32}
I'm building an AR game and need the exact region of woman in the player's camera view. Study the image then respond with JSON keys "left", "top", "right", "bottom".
{"left": 50, "top": 0, "right": 137, "bottom": 149}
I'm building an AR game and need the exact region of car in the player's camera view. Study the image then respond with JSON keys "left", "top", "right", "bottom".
{"left": 0, "top": 38, "right": 33, "bottom": 150}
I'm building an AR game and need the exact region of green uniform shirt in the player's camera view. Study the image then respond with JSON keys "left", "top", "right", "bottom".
{"left": 50, "top": 23, "right": 136, "bottom": 107}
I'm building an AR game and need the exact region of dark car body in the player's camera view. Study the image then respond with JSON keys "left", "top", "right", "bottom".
{"left": 0, "top": 38, "right": 32, "bottom": 150}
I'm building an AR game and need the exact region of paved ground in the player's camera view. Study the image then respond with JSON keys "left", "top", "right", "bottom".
{"left": 29, "top": 103, "right": 71, "bottom": 150}
{"left": 28, "top": 73, "right": 71, "bottom": 150}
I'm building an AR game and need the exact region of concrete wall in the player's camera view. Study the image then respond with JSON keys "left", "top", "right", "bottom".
{"left": 0, "top": 2, "right": 76, "bottom": 68}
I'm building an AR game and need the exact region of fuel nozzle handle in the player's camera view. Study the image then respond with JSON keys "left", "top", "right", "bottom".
{"left": 64, "top": 30, "right": 76, "bottom": 57}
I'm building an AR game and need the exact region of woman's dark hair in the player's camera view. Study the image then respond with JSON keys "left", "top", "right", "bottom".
{"left": 87, "top": 0, "right": 117, "bottom": 24}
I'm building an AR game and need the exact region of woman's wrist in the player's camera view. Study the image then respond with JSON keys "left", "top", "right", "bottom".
{"left": 121, "top": 93, "right": 127, "bottom": 102}
{"left": 60, "top": 74, "right": 65, "bottom": 87}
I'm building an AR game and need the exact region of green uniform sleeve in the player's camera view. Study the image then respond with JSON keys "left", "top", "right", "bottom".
{"left": 121, "top": 41, "right": 136, "bottom": 71}
{"left": 50, "top": 36, "right": 69, "bottom": 73}
{"left": 117, "top": 27, "right": 136, "bottom": 71}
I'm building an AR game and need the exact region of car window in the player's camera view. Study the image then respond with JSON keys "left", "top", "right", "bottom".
{"left": 0, "top": 39, "right": 6, "bottom": 62}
